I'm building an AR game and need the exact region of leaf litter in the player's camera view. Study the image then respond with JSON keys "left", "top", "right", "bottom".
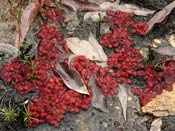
{"left": 146, "top": 1, "right": 175, "bottom": 33}
{"left": 15, "top": 0, "right": 57, "bottom": 49}
{"left": 15, "top": 1, "right": 42, "bottom": 48}
{"left": 0, "top": 43, "right": 20, "bottom": 60}
{"left": 89, "top": 74, "right": 109, "bottom": 112}
{"left": 2, "top": 0, "right": 175, "bottom": 129}
{"left": 66, "top": 33, "right": 107, "bottom": 61}
{"left": 118, "top": 84, "right": 128, "bottom": 121}
{"left": 151, "top": 46, "right": 175, "bottom": 56}
{"left": 55, "top": 62, "right": 89, "bottom": 95}
{"left": 84, "top": 1, "right": 155, "bottom": 21}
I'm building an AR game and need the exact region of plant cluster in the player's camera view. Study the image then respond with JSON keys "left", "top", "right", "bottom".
{"left": 1, "top": 8, "right": 91, "bottom": 127}
{"left": 72, "top": 10, "right": 175, "bottom": 106}
{"left": 0, "top": 8, "right": 175, "bottom": 127}
{"left": 72, "top": 10, "right": 147, "bottom": 97}
{"left": 99, "top": 10, "right": 175, "bottom": 106}
{"left": 0, "top": 105, "right": 19, "bottom": 122}
{"left": 131, "top": 61, "right": 175, "bottom": 106}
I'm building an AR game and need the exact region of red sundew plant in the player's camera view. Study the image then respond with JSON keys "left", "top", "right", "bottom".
{"left": 1, "top": 8, "right": 91, "bottom": 127}
{"left": 72, "top": 11, "right": 175, "bottom": 105}
{"left": 71, "top": 11, "right": 149, "bottom": 97}
{"left": 0, "top": 8, "right": 175, "bottom": 127}
{"left": 131, "top": 61, "right": 175, "bottom": 106}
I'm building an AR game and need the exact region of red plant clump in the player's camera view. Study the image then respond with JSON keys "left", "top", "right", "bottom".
{"left": 41, "top": 8, "right": 65, "bottom": 23}
{"left": 71, "top": 11, "right": 149, "bottom": 98}
{"left": 131, "top": 61, "right": 175, "bottom": 106}
{"left": 1, "top": 7, "right": 174, "bottom": 128}
{"left": 72, "top": 10, "right": 175, "bottom": 107}
{"left": 74, "top": 12, "right": 145, "bottom": 95}
{"left": 0, "top": 8, "right": 91, "bottom": 127}
{"left": 100, "top": 10, "right": 148, "bottom": 48}
{"left": 99, "top": 10, "right": 175, "bottom": 106}
{"left": 28, "top": 73, "right": 91, "bottom": 127}
{"left": 72, "top": 56, "right": 118, "bottom": 97}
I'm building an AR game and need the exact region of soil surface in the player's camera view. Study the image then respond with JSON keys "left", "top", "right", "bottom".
{"left": 0, "top": 0, "right": 175, "bottom": 131}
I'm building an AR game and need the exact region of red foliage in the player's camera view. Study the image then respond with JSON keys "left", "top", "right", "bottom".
{"left": 41, "top": 8, "right": 65, "bottom": 23}
{"left": 0, "top": 8, "right": 91, "bottom": 127}
{"left": 72, "top": 10, "right": 175, "bottom": 107}
{"left": 100, "top": 10, "right": 148, "bottom": 48}
{"left": 72, "top": 56, "right": 118, "bottom": 97}
{"left": 71, "top": 11, "right": 148, "bottom": 98}
{"left": 131, "top": 61, "right": 175, "bottom": 106}
{"left": 1, "top": 8, "right": 174, "bottom": 128}
{"left": 101, "top": 11, "right": 174, "bottom": 106}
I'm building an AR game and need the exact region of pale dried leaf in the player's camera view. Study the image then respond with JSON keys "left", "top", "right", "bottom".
{"left": 100, "top": 23, "right": 111, "bottom": 34}
{"left": 152, "top": 46, "right": 175, "bottom": 56}
{"left": 68, "top": 54, "right": 76, "bottom": 65}
{"left": 150, "top": 118, "right": 162, "bottom": 131}
{"left": 89, "top": 74, "right": 108, "bottom": 112}
{"left": 95, "top": 61, "right": 108, "bottom": 67}
{"left": 84, "top": 11, "right": 106, "bottom": 22}
{"left": 55, "top": 62, "right": 89, "bottom": 95}
{"left": 142, "top": 83, "right": 175, "bottom": 116}
{"left": 118, "top": 84, "right": 128, "bottom": 121}
{"left": 66, "top": 34, "right": 107, "bottom": 61}
{"left": 15, "top": 2, "right": 41, "bottom": 48}
{"left": 100, "top": 2, "right": 155, "bottom": 16}
{"left": 117, "top": 4, "right": 155, "bottom": 16}
{"left": 88, "top": 32, "right": 107, "bottom": 61}
{"left": 99, "top": 1, "right": 119, "bottom": 11}
{"left": 0, "top": 43, "right": 20, "bottom": 59}
{"left": 146, "top": 1, "right": 175, "bottom": 33}
{"left": 66, "top": 37, "right": 99, "bottom": 60}
{"left": 84, "top": 2, "right": 155, "bottom": 22}
{"left": 61, "top": 0, "right": 101, "bottom": 11}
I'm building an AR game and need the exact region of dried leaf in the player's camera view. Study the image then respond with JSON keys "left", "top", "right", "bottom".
{"left": 66, "top": 37, "right": 97, "bottom": 60}
{"left": 95, "top": 61, "right": 108, "bottom": 67}
{"left": 55, "top": 62, "right": 89, "bottom": 95}
{"left": 89, "top": 74, "right": 108, "bottom": 112}
{"left": 152, "top": 46, "right": 175, "bottom": 56}
{"left": 117, "top": 4, "right": 155, "bottom": 16}
{"left": 68, "top": 54, "right": 76, "bottom": 65}
{"left": 142, "top": 83, "right": 175, "bottom": 116}
{"left": 146, "top": 1, "right": 175, "bottom": 33}
{"left": 150, "top": 118, "right": 162, "bottom": 131}
{"left": 118, "top": 84, "right": 128, "bottom": 121}
{"left": 0, "top": 43, "right": 20, "bottom": 59}
{"left": 84, "top": 11, "right": 106, "bottom": 22}
{"left": 99, "top": 1, "right": 119, "bottom": 11}
{"left": 66, "top": 33, "right": 107, "bottom": 61}
{"left": 15, "top": 2, "right": 42, "bottom": 48}
{"left": 84, "top": 2, "right": 155, "bottom": 21}
{"left": 61, "top": 0, "right": 101, "bottom": 11}
{"left": 88, "top": 32, "right": 107, "bottom": 61}
{"left": 100, "top": 2, "right": 155, "bottom": 16}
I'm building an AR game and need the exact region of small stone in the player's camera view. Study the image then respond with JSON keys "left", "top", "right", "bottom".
{"left": 142, "top": 83, "right": 175, "bottom": 116}
{"left": 151, "top": 39, "right": 162, "bottom": 48}
{"left": 168, "top": 34, "right": 175, "bottom": 47}
{"left": 0, "top": 83, "right": 5, "bottom": 91}
{"left": 139, "top": 47, "right": 149, "bottom": 60}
